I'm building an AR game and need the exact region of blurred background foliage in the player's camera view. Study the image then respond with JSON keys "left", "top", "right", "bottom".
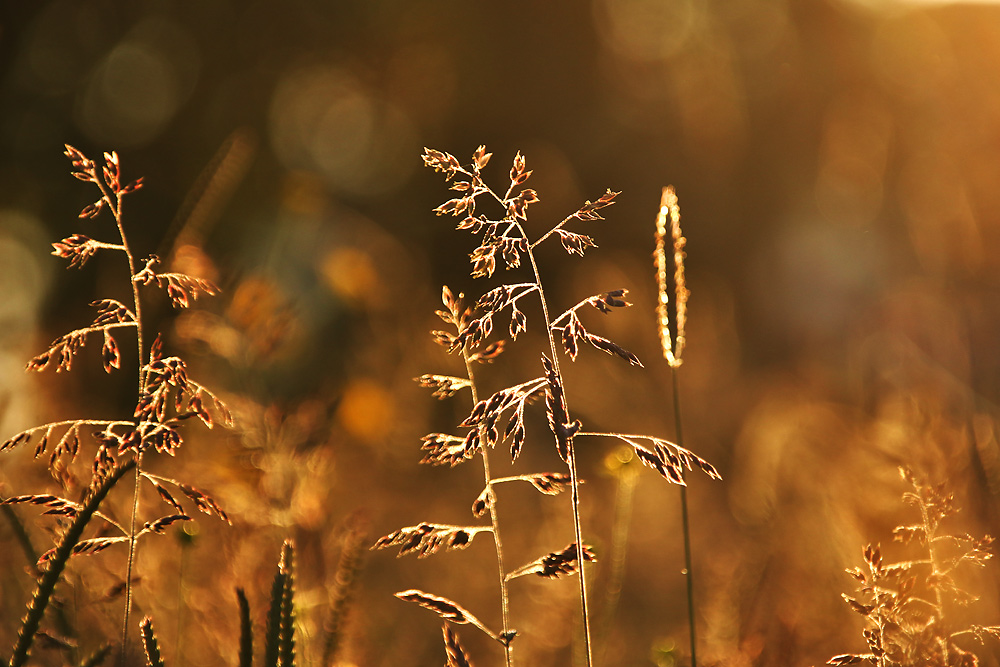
{"left": 3, "top": 0, "right": 1000, "bottom": 665}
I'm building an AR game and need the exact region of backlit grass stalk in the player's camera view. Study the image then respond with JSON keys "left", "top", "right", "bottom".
{"left": 87, "top": 150, "right": 148, "bottom": 664}
{"left": 654, "top": 186, "right": 697, "bottom": 667}
{"left": 461, "top": 335, "right": 515, "bottom": 667}
{"left": 2, "top": 146, "right": 229, "bottom": 666}
{"left": 379, "top": 147, "right": 718, "bottom": 666}
{"left": 522, "top": 243, "right": 595, "bottom": 666}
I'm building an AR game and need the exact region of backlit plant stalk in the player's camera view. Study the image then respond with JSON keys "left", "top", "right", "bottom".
{"left": 375, "top": 147, "right": 719, "bottom": 667}
{"left": 654, "top": 186, "right": 698, "bottom": 667}
{"left": 1, "top": 146, "right": 230, "bottom": 666}
{"left": 86, "top": 146, "right": 148, "bottom": 661}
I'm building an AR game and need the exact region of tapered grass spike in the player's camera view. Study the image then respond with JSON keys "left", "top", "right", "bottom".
{"left": 237, "top": 588, "right": 253, "bottom": 667}
{"left": 278, "top": 541, "right": 296, "bottom": 667}
{"left": 8, "top": 459, "right": 136, "bottom": 667}
{"left": 140, "top": 617, "right": 166, "bottom": 667}
{"left": 263, "top": 548, "right": 287, "bottom": 667}
{"left": 264, "top": 540, "right": 295, "bottom": 667}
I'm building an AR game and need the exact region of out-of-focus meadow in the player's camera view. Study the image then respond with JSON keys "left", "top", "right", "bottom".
{"left": 3, "top": 1, "right": 1000, "bottom": 665}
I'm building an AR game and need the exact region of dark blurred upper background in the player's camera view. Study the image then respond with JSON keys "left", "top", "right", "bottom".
{"left": 4, "top": 0, "right": 1000, "bottom": 665}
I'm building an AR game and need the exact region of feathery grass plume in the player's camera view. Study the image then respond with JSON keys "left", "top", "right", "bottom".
{"left": 139, "top": 617, "right": 166, "bottom": 667}
{"left": 2, "top": 146, "right": 230, "bottom": 665}
{"left": 828, "top": 468, "right": 1000, "bottom": 666}
{"left": 377, "top": 146, "right": 720, "bottom": 666}
{"left": 654, "top": 186, "right": 688, "bottom": 368}
{"left": 321, "top": 516, "right": 368, "bottom": 667}
{"left": 237, "top": 588, "right": 253, "bottom": 667}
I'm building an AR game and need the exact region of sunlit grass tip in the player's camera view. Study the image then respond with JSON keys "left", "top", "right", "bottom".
{"left": 654, "top": 186, "right": 688, "bottom": 368}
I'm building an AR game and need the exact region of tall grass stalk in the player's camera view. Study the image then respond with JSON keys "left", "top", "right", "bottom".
{"left": 2, "top": 146, "right": 229, "bottom": 666}
{"left": 673, "top": 372, "right": 697, "bottom": 667}
{"left": 376, "top": 148, "right": 718, "bottom": 666}
{"left": 654, "top": 186, "right": 697, "bottom": 666}
{"left": 462, "top": 342, "right": 514, "bottom": 667}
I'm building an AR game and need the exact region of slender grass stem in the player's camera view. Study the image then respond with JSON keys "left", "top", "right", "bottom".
{"left": 463, "top": 352, "right": 514, "bottom": 667}
{"left": 524, "top": 243, "right": 593, "bottom": 667}
{"left": 95, "top": 174, "right": 146, "bottom": 663}
{"left": 672, "top": 370, "right": 697, "bottom": 667}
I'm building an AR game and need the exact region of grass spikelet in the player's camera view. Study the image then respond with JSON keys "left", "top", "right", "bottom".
{"left": 443, "top": 623, "right": 474, "bottom": 667}
{"left": 395, "top": 590, "right": 502, "bottom": 644}
{"left": 505, "top": 542, "right": 598, "bottom": 581}
{"left": 372, "top": 523, "right": 491, "bottom": 558}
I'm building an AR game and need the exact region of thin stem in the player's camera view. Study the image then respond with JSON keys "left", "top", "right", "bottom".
{"left": 672, "top": 370, "right": 697, "bottom": 667}
{"left": 96, "top": 175, "right": 146, "bottom": 663}
{"left": 463, "top": 352, "right": 514, "bottom": 667}
{"left": 121, "top": 451, "right": 143, "bottom": 661}
{"left": 918, "top": 496, "right": 949, "bottom": 664}
{"left": 524, "top": 241, "right": 593, "bottom": 667}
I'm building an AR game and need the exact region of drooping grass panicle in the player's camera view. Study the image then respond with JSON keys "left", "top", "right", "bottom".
{"left": 655, "top": 186, "right": 688, "bottom": 368}
{"left": 372, "top": 523, "right": 492, "bottom": 558}
{"left": 385, "top": 283, "right": 519, "bottom": 665}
